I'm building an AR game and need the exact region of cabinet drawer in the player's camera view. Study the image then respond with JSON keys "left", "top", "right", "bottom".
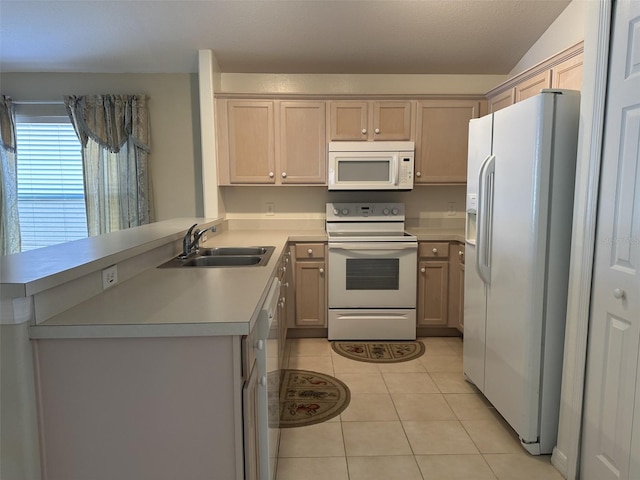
{"left": 294, "top": 243, "right": 325, "bottom": 259}
{"left": 419, "top": 242, "right": 449, "bottom": 259}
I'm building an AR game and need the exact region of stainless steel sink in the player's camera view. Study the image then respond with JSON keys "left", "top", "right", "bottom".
{"left": 198, "top": 247, "right": 270, "bottom": 256}
{"left": 158, "top": 246, "right": 275, "bottom": 268}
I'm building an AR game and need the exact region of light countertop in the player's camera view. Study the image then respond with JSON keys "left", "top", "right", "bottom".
{"left": 15, "top": 219, "right": 463, "bottom": 340}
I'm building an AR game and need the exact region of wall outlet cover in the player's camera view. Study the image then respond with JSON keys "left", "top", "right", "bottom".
{"left": 102, "top": 265, "right": 118, "bottom": 289}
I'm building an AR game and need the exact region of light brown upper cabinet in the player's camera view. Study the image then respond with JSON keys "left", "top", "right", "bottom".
{"left": 329, "top": 100, "right": 412, "bottom": 141}
{"left": 515, "top": 70, "right": 552, "bottom": 103}
{"left": 218, "top": 100, "right": 275, "bottom": 184}
{"left": 486, "top": 42, "right": 583, "bottom": 113}
{"left": 279, "top": 101, "right": 326, "bottom": 184}
{"left": 414, "top": 99, "right": 482, "bottom": 184}
{"left": 552, "top": 52, "right": 583, "bottom": 90}
{"left": 488, "top": 89, "right": 515, "bottom": 113}
{"left": 217, "top": 99, "right": 327, "bottom": 185}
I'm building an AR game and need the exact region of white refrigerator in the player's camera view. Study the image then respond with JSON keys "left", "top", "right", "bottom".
{"left": 463, "top": 90, "right": 580, "bottom": 455}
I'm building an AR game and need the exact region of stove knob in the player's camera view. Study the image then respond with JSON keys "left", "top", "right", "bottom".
{"left": 383, "top": 208, "right": 390, "bottom": 215}
{"left": 391, "top": 208, "right": 399, "bottom": 215}
{"left": 333, "top": 208, "right": 340, "bottom": 215}
{"left": 341, "top": 209, "right": 349, "bottom": 215}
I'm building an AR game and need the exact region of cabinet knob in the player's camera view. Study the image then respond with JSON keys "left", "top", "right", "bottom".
{"left": 259, "top": 376, "right": 267, "bottom": 387}
{"left": 416, "top": 172, "right": 422, "bottom": 177}
{"left": 283, "top": 282, "right": 289, "bottom": 288}
{"left": 255, "top": 340, "right": 264, "bottom": 351}
{"left": 361, "top": 128, "right": 367, "bottom": 135}
{"left": 432, "top": 248, "right": 438, "bottom": 254}
{"left": 613, "top": 288, "right": 626, "bottom": 299}
{"left": 307, "top": 248, "right": 313, "bottom": 255}
{"left": 268, "top": 171, "right": 274, "bottom": 178}
{"left": 420, "top": 267, "right": 426, "bottom": 273}
{"left": 374, "top": 128, "right": 380, "bottom": 134}
{"left": 458, "top": 251, "right": 464, "bottom": 256}
{"left": 281, "top": 172, "right": 287, "bottom": 178}
{"left": 319, "top": 268, "right": 325, "bottom": 275}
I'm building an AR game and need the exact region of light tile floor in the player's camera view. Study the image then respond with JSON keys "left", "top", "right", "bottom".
{"left": 276, "top": 337, "right": 564, "bottom": 480}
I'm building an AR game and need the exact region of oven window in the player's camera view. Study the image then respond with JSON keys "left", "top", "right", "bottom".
{"left": 346, "top": 258, "right": 399, "bottom": 290}
{"left": 338, "top": 161, "right": 390, "bottom": 182}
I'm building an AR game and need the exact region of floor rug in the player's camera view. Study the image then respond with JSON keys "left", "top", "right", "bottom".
{"left": 277, "top": 369, "right": 351, "bottom": 428}
{"left": 332, "top": 341, "right": 425, "bottom": 363}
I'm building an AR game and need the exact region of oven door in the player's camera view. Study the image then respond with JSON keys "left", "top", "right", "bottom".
{"left": 328, "top": 242, "right": 417, "bottom": 308}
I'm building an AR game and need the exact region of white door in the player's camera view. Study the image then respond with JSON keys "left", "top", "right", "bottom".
{"left": 581, "top": 1, "right": 640, "bottom": 478}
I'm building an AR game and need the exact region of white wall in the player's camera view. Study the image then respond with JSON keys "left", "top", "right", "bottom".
{"left": 0, "top": 72, "right": 204, "bottom": 220}
{"left": 509, "top": 0, "right": 586, "bottom": 76}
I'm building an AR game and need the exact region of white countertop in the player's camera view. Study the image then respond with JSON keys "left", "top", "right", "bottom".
{"left": 12, "top": 218, "right": 462, "bottom": 340}
{"left": 28, "top": 228, "right": 326, "bottom": 338}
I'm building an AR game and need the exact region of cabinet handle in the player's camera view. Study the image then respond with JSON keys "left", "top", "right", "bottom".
{"left": 420, "top": 267, "right": 426, "bottom": 273}
{"left": 319, "top": 268, "right": 324, "bottom": 275}
{"left": 361, "top": 128, "right": 367, "bottom": 135}
{"left": 281, "top": 172, "right": 287, "bottom": 178}
{"left": 432, "top": 248, "right": 438, "bottom": 254}
{"left": 307, "top": 248, "right": 313, "bottom": 255}
{"left": 416, "top": 172, "right": 422, "bottom": 177}
{"left": 374, "top": 128, "right": 380, "bottom": 134}
{"left": 268, "top": 171, "right": 274, "bottom": 178}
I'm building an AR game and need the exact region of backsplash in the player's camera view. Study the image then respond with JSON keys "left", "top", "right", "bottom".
{"left": 221, "top": 185, "right": 466, "bottom": 224}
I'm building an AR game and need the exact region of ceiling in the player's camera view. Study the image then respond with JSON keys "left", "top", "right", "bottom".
{"left": 1, "top": 0, "right": 571, "bottom": 75}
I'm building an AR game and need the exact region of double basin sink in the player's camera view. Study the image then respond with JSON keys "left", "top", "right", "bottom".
{"left": 159, "top": 246, "right": 275, "bottom": 268}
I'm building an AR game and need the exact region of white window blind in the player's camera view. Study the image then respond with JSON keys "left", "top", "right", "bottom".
{"left": 16, "top": 121, "right": 88, "bottom": 251}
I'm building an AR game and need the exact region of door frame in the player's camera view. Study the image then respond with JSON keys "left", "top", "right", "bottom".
{"left": 552, "top": 1, "right": 613, "bottom": 478}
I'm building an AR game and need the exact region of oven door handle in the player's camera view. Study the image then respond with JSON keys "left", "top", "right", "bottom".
{"left": 328, "top": 242, "right": 418, "bottom": 251}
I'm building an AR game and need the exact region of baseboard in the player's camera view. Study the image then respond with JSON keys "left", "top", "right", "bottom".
{"left": 551, "top": 446, "right": 569, "bottom": 479}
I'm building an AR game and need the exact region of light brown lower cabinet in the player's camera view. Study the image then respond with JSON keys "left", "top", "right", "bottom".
{"left": 417, "top": 242, "right": 450, "bottom": 327}
{"left": 292, "top": 243, "right": 327, "bottom": 327}
{"left": 447, "top": 243, "right": 465, "bottom": 332}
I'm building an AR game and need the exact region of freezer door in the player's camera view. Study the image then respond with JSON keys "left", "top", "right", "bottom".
{"left": 463, "top": 113, "right": 493, "bottom": 391}
{"left": 483, "top": 93, "right": 556, "bottom": 446}
{"left": 463, "top": 243, "right": 487, "bottom": 391}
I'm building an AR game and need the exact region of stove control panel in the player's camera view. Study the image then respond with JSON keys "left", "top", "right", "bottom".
{"left": 326, "top": 202, "right": 405, "bottom": 221}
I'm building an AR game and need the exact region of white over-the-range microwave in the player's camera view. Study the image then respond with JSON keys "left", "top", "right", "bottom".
{"left": 328, "top": 141, "right": 415, "bottom": 190}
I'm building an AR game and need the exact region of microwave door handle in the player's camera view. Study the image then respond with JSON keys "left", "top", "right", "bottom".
{"left": 391, "top": 154, "right": 399, "bottom": 185}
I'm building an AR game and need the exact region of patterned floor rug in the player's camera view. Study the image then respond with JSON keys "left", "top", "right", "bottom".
{"left": 332, "top": 341, "right": 426, "bottom": 363}
{"left": 278, "top": 369, "right": 351, "bottom": 428}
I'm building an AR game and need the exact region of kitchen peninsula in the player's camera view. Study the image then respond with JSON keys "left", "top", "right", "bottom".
{"left": 1, "top": 218, "right": 463, "bottom": 480}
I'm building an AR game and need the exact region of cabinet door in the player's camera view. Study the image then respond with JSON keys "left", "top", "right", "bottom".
{"left": 279, "top": 101, "right": 327, "bottom": 184}
{"left": 488, "top": 89, "right": 515, "bottom": 113}
{"left": 227, "top": 100, "right": 275, "bottom": 184}
{"left": 329, "top": 101, "right": 369, "bottom": 140}
{"left": 372, "top": 101, "right": 412, "bottom": 140}
{"left": 552, "top": 53, "right": 583, "bottom": 90}
{"left": 415, "top": 100, "right": 481, "bottom": 184}
{"left": 515, "top": 70, "right": 552, "bottom": 103}
{"left": 294, "top": 260, "right": 326, "bottom": 327}
{"left": 417, "top": 260, "right": 449, "bottom": 326}
{"left": 448, "top": 244, "right": 465, "bottom": 331}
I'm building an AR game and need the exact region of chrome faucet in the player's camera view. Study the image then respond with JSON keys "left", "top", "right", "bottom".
{"left": 179, "top": 224, "right": 216, "bottom": 258}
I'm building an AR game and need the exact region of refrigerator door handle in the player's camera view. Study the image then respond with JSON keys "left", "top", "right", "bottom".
{"left": 476, "top": 154, "right": 495, "bottom": 284}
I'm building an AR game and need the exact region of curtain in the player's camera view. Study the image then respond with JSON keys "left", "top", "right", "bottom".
{"left": 0, "top": 95, "right": 21, "bottom": 254}
{"left": 64, "top": 94, "right": 153, "bottom": 236}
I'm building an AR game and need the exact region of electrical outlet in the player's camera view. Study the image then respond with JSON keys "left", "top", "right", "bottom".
{"left": 102, "top": 265, "right": 118, "bottom": 289}
{"left": 265, "top": 202, "right": 275, "bottom": 216}
{"left": 447, "top": 202, "right": 457, "bottom": 216}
